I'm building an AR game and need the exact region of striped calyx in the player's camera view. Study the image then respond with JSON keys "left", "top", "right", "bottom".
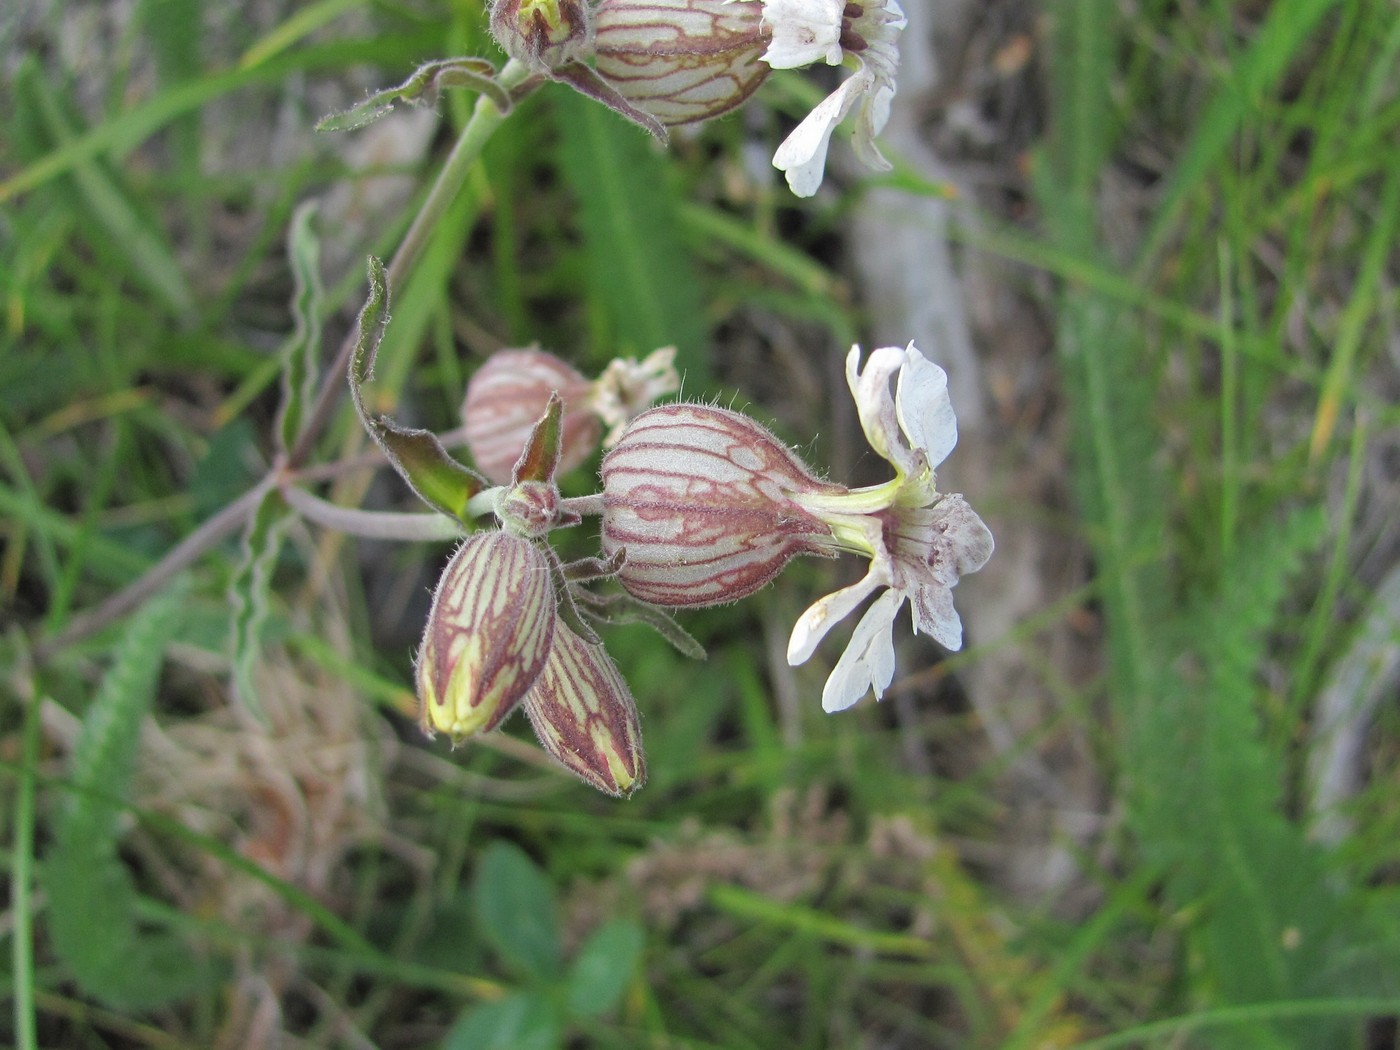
{"left": 523, "top": 622, "right": 646, "bottom": 796}
{"left": 594, "top": 0, "right": 771, "bottom": 126}
{"left": 416, "top": 531, "right": 557, "bottom": 744}
{"left": 601, "top": 403, "right": 841, "bottom": 606}
{"left": 463, "top": 349, "right": 602, "bottom": 485}
{"left": 489, "top": 0, "right": 594, "bottom": 72}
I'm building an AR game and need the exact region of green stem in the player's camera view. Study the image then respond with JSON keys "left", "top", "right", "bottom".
{"left": 11, "top": 668, "right": 40, "bottom": 1050}
{"left": 41, "top": 62, "right": 534, "bottom": 655}
{"left": 289, "top": 58, "right": 533, "bottom": 468}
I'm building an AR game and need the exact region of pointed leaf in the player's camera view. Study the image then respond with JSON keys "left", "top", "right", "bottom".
{"left": 228, "top": 487, "right": 291, "bottom": 724}
{"left": 316, "top": 57, "right": 511, "bottom": 132}
{"left": 552, "top": 61, "right": 667, "bottom": 142}
{"left": 512, "top": 393, "right": 563, "bottom": 484}
{"left": 472, "top": 842, "right": 562, "bottom": 980}
{"left": 276, "top": 201, "right": 323, "bottom": 453}
{"left": 348, "top": 256, "right": 488, "bottom": 520}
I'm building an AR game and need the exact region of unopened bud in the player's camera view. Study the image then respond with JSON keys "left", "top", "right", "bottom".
{"left": 593, "top": 0, "right": 770, "bottom": 126}
{"left": 463, "top": 349, "right": 602, "bottom": 485}
{"left": 489, "top": 0, "right": 595, "bottom": 72}
{"left": 416, "top": 531, "right": 557, "bottom": 743}
{"left": 523, "top": 623, "right": 646, "bottom": 796}
{"left": 601, "top": 403, "right": 840, "bottom": 606}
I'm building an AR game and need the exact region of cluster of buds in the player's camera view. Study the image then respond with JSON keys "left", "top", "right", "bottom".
{"left": 416, "top": 396, "right": 647, "bottom": 795}
{"left": 408, "top": 340, "right": 989, "bottom": 797}
{"left": 487, "top": 0, "right": 908, "bottom": 196}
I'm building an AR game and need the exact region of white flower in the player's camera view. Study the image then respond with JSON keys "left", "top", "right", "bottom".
{"left": 759, "top": 0, "right": 906, "bottom": 196}
{"left": 787, "top": 344, "right": 994, "bottom": 712}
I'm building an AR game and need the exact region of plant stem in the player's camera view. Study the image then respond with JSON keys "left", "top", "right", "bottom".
{"left": 288, "top": 59, "right": 533, "bottom": 469}
{"left": 282, "top": 486, "right": 467, "bottom": 542}
{"left": 37, "top": 479, "right": 274, "bottom": 659}
{"left": 42, "top": 62, "right": 533, "bottom": 655}
{"left": 10, "top": 654, "right": 40, "bottom": 1050}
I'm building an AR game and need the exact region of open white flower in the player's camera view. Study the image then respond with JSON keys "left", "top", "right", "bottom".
{"left": 760, "top": 0, "right": 906, "bottom": 196}
{"left": 787, "top": 344, "right": 994, "bottom": 712}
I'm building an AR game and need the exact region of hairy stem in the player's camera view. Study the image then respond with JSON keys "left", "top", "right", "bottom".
{"left": 37, "top": 480, "right": 274, "bottom": 659}
{"left": 283, "top": 487, "right": 467, "bottom": 543}
{"left": 289, "top": 59, "right": 533, "bottom": 469}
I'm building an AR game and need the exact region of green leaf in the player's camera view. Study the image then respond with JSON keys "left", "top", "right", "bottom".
{"left": 1134, "top": 509, "right": 1353, "bottom": 1047}
{"left": 43, "top": 582, "right": 203, "bottom": 1009}
{"left": 553, "top": 91, "right": 710, "bottom": 382}
{"left": 472, "top": 842, "right": 562, "bottom": 981}
{"left": 444, "top": 992, "right": 562, "bottom": 1050}
{"left": 228, "top": 487, "right": 291, "bottom": 724}
{"left": 565, "top": 918, "right": 644, "bottom": 1019}
{"left": 316, "top": 57, "right": 510, "bottom": 133}
{"left": 348, "top": 256, "right": 488, "bottom": 520}
{"left": 276, "top": 201, "right": 323, "bottom": 454}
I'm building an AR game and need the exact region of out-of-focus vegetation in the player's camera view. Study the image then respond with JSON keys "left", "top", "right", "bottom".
{"left": 3, "top": 0, "right": 1400, "bottom": 1047}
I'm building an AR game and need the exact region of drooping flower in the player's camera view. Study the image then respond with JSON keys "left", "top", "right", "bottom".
{"left": 592, "top": 0, "right": 772, "bottom": 125}
{"left": 462, "top": 347, "right": 680, "bottom": 485}
{"left": 598, "top": 342, "right": 991, "bottom": 712}
{"left": 583, "top": 0, "right": 903, "bottom": 196}
{"left": 600, "top": 402, "right": 842, "bottom": 606}
{"left": 416, "top": 530, "right": 558, "bottom": 743}
{"left": 463, "top": 349, "right": 602, "bottom": 485}
{"left": 760, "top": 0, "right": 907, "bottom": 196}
{"left": 523, "top": 621, "right": 647, "bottom": 796}
{"left": 785, "top": 344, "right": 993, "bottom": 712}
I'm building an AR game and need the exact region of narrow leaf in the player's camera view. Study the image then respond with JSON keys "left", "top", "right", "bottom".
{"left": 276, "top": 201, "right": 323, "bottom": 454}
{"left": 316, "top": 58, "right": 511, "bottom": 132}
{"left": 512, "top": 393, "right": 563, "bottom": 483}
{"left": 348, "top": 256, "right": 488, "bottom": 520}
{"left": 228, "top": 487, "right": 291, "bottom": 723}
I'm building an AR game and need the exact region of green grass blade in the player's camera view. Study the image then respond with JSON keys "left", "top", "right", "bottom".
{"left": 11, "top": 657, "right": 42, "bottom": 1050}
{"left": 15, "top": 58, "right": 198, "bottom": 326}
{"left": 1134, "top": 0, "right": 1342, "bottom": 271}
{"left": 553, "top": 92, "right": 710, "bottom": 382}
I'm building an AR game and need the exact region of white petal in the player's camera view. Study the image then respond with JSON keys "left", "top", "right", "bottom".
{"left": 849, "top": 78, "right": 895, "bottom": 171}
{"left": 772, "top": 77, "right": 861, "bottom": 197}
{"left": 760, "top": 0, "right": 844, "bottom": 67}
{"left": 821, "top": 589, "right": 903, "bottom": 712}
{"left": 894, "top": 343, "right": 957, "bottom": 467}
{"left": 910, "top": 581, "right": 962, "bottom": 650}
{"left": 787, "top": 570, "right": 882, "bottom": 665}
{"left": 844, "top": 344, "right": 909, "bottom": 468}
{"left": 906, "top": 496, "right": 994, "bottom": 651}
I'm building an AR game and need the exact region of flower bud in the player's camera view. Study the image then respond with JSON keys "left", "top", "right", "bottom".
{"left": 593, "top": 0, "right": 770, "bottom": 126}
{"left": 489, "top": 0, "right": 595, "bottom": 73}
{"left": 523, "top": 623, "right": 646, "bottom": 796}
{"left": 416, "top": 531, "right": 557, "bottom": 743}
{"left": 601, "top": 403, "right": 841, "bottom": 606}
{"left": 463, "top": 349, "right": 603, "bottom": 485}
